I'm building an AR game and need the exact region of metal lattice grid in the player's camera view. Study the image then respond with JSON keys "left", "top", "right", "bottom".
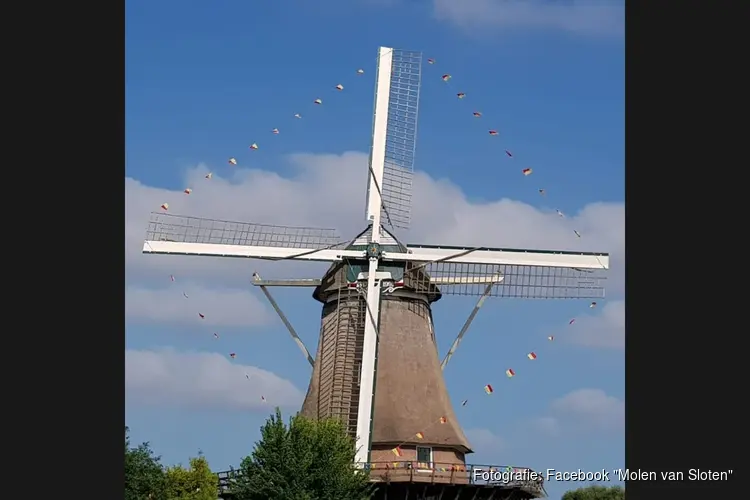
{"left": 381, "top": 49, "right": 421, "bottom": 229}
{"left": 145, "top": 213, "right": 343, "bottom": 249}
{"left": 403, "top": 261, "right": 607, "bottom": 299}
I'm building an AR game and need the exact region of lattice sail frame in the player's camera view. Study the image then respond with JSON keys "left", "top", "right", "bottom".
{"left": 366, "top": 48, "right": 421, "bottom": 230}
{"left": 145, "top": 213, "right": 344, "bottom": 249}
{"left": 409, "top": 261, "right": 606, "bottom": 299}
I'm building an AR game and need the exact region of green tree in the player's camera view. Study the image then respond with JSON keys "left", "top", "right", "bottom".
{"left": 164, "top": 453, "right": 218, "bottom": 500}
{"left": 233, "top": 408, "right": 374, "bottom": 500}
{"left": 562, "top": 485, "right": 624, "bottom": 500}
{"left": 125, "top": 427, "right": 167, "bottom": 500}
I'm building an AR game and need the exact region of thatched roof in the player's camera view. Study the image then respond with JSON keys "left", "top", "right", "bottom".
{"left": 370, "top": 296, "right": 472, "bottom": 452}
{"left": 301, "top": 249, "right": 472, "bottom": 454}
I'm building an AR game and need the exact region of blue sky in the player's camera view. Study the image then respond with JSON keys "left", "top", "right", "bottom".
{"left": 125, "top": 1, "right": 624, "bottom": 498}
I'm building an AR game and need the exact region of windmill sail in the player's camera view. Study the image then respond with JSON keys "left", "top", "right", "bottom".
{"left": 143, "top": 213, "right": 357, "bottom": 262}
{"left": 403, "top": 260, "right": 607, "bottom": 299}
{"left": 367, "top": 48, "right": 421, "bottom": 230}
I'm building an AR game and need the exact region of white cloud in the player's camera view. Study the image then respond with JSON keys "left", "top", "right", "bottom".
{"left": 125, "top": 284, "right": 270, "bottom": 327}
{"left": 124, "top": 154, "right": 364, "bottom": 287}
{"left": 465, "top": 428, "right": 506, "bottom": 452}
{"left": 125, "top": 348, "right": 303, "bottom": 411}
{"left": 565, "top": 300, "right": 624, "bottom": 349}
{"left": 126, "top": 152, "right": 623, "bottom": 296}
{"left": 535, "top": 388, "right": 623, "bottom": 435}
{"left": 529, "top": 416, "right": 560, "bottom": 437}
{"left": 552, "top": 388, "right": 623, "bottom": 428}
{"left": 432, "top": 0, "right": 624, "bottom": 37}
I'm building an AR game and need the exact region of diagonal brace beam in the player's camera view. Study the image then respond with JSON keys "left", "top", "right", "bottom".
{"left": 252, "top": 273, "right": 314, "bottom": 367}
{"left": 441, "top": 280, "right": 497, "bottom": 370}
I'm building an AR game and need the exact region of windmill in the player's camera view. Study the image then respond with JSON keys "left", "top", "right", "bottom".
{"left": 143, "top": 47, "right": 608, "bottom": 496}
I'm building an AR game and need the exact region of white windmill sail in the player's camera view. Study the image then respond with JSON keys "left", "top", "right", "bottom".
{"left": 143, "top": 216, "right": 358, "bottom": 262}
{"left": 366, "top": 48, "right": 421, "bottom": 231}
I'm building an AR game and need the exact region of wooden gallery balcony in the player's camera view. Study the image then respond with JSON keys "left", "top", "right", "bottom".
{"left": 217, "top": 463, "right": 546, "bottom": 500}
{"left": 368, "top": 462, "right": 546, "bottom": 499}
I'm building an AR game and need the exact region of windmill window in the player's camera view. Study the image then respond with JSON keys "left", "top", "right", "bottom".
{"left": 416, "top": 446, "right": 433, "bottom": 470}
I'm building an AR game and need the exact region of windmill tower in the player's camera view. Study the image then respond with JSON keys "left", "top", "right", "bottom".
{"left": 143, "top": 47, "right": 608, "bottom": 499}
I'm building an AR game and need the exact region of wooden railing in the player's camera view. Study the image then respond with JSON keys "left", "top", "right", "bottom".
{"left": 216, "top": 462, "right": 545, "bottom": 497}
{"left": 366, "top": 462, "right": 544, "bottom": 494}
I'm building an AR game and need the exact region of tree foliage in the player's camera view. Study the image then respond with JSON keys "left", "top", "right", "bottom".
{"left": 125, "top": 427, "right": 167, "bottom": 500}
{"left": 164, "top": 454, "right": 218, "bottom": 500}
{"left": 562, "top": 485, "right": 624, "bottom": 500}
{"left": 232, "top": 408, "right": 374, "bottom": 500}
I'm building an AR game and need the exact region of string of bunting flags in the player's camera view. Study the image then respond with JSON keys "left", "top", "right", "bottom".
{"left": 154, "top": 50, "right": 607, "bottom": 420}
